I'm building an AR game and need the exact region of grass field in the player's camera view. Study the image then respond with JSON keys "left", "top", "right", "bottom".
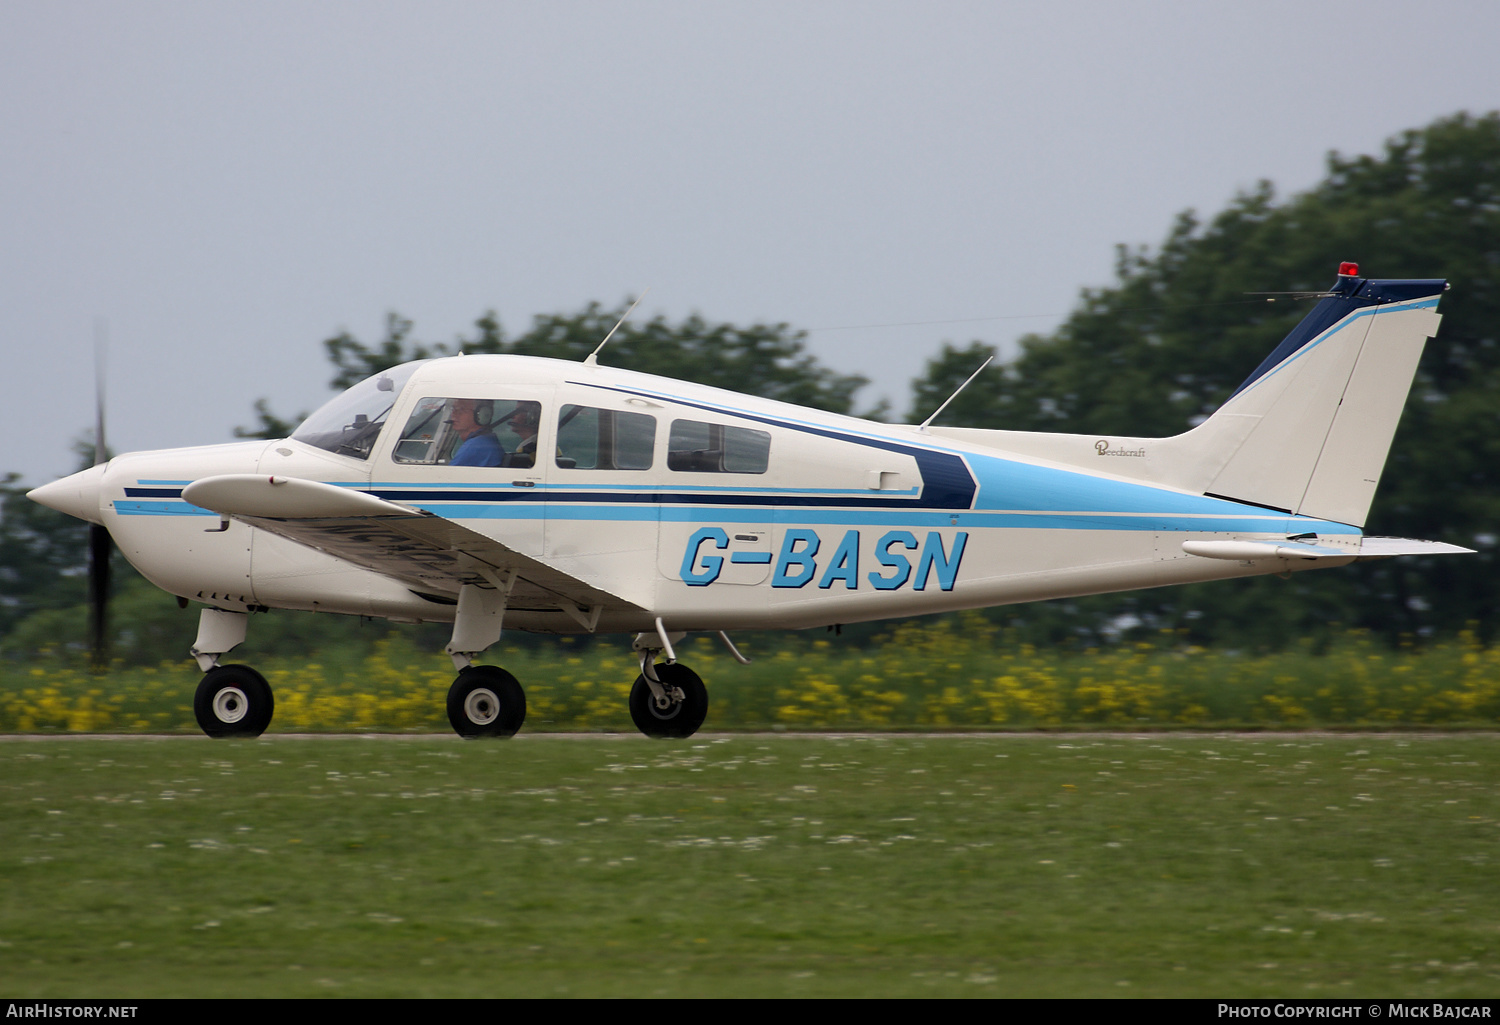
{"left": 2, "top": 733, "right": 1497, "bottom": 997}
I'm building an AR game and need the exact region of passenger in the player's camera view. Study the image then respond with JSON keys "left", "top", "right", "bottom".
{"left": 507, "top": 404, "right": 540, "bottom": 468}
{"left": 447, "top": 399, "right": 505, "bottom": 467}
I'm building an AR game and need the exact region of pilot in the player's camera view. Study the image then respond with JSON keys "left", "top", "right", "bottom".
{"left": 448, "top": 399, "right": 504, "bottom": 467}
{"left": 506, "top": 404, "right": 540, "bottom": 468}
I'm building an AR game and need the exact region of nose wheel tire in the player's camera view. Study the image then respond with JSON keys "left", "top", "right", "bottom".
{"left": 193, "top": 664, "right": 275, "bottom": 738}
{"left": 447, "top": 665, "right": 527, "bottom": 738}
{"left": 629, "top": 663, "right": 708, "bottom": 739}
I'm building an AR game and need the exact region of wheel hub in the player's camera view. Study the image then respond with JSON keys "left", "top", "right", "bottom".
{"left": 653, "top": 685, "right": 685, "bottom": 711}
{"left": 463, "top": 687, "right": 501, "bottom": 726}
{"left": 211, "top": 686, "right": 249, "bottom": 724}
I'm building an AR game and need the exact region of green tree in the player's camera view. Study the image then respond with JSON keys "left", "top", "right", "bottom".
{"left": 0, "top": 434, "right": 147, "bottom": 658}
{"left": 0, "top": 473, "right": 87, "bottom": 640}
{"left": 233, "top": 399, "right": 304, "bottom": 441}
{"left": 911, "top": 111, "right": 1500, "bottom": 648}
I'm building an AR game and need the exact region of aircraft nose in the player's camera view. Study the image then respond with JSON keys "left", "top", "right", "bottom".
{"left": 27, "top": 463, "right": 108, "bottom": 525}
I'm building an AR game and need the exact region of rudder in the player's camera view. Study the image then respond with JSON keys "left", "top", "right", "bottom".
{"left": 1203, "top": 267, "right": 1444, "bottom": 527}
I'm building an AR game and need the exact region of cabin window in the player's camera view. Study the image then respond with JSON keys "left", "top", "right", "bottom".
{"left": 391, "top": 398, "right": 543, "bottom": 469}
{"left": 667, "top": 419, "right": 771, "bottom": 474}
{"left": 555, "top": 405, "right": 656, "bottom": 470}
{"left": 292, "top": 362, "right": 424, "bottom": 460}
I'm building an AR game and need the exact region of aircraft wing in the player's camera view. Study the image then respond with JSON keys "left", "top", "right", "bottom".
{"left": 181, "top": 474, "right": 642, "bottom": 616}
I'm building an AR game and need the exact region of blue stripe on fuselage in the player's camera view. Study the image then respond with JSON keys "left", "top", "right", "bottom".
{"left": 114, "top": 500, "right": 215, "bottom": 516}
{"left": 567, "top": 380, "right": 978, "bottom": 510}
{"left": 965, "top": 453, "right": 1280, "bottom": 517}
{"left": 111, "top": 492, "right": 1357, "bottom": 535}
{"left": 386, "top": 501, "right": 1356, "bottom": 535}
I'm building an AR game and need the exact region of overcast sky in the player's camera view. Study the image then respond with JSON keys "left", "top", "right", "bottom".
{"left": 5, "top": 0, "right": 1499, "bottom": 486}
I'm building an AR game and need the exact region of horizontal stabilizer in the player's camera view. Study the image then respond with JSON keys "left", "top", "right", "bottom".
{"left": 1357, "top": 536, "right": 1476, "bottom": 559}
{"left": 1182, "top": 539, "right": 1355, "bottom": 562}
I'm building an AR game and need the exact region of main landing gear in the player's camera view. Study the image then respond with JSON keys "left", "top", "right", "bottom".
{"left": 185, "top": 604, "right": 748, "bottom": 741}
{"left": 630, "top": 662, "right": 708, "bottom": 739}
{"left": 442, "top": 618, "right": 718, "bottom": 739}
{"left": 622, "top": 622, "right": 748, "bottom": 740}
{"left": 446, "top": 664, "right": 527, "bottom": 738}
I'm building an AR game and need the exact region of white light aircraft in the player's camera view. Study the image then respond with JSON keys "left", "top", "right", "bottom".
{"left": 29, "top": 264, "right": 1472, "bottom": 739}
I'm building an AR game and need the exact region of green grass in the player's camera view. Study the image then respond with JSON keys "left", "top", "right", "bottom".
{"left": 2, "top": 733, "right": 1498, "bottom": 997}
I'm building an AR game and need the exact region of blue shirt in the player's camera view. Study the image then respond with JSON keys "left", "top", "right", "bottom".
{"left": 451, "top": 431, "right": 505, "bottom": 467}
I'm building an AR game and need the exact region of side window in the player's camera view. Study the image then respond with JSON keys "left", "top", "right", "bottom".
{"left": 555, "top": 405, "right": 656, "bottom": 470}
{"left": 392, "top": 398, "right": 543, "bottom": 469}
{"left": 667, "top": 419, "right": 771, "bottom": 474}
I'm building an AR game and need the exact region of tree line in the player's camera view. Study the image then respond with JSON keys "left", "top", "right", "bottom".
{"left": 4, "top": 111, "right": 1497, "bottom": 663}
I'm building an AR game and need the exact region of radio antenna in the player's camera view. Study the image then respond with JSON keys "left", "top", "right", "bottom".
{"left": 584, "top": 289, "right": 650, "bottom": 366}
{"left": 917, "top": 355, "right": 993, "bottom": 431}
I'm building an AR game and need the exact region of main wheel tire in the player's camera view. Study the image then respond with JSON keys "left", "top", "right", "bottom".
{"left": 193, "top": 664, "right": 275, "bottom": 738}
{"left": 447, "top": 665, "right": 526, "bottom": 738}
{"left": 629, "top": 663, "right": 708, "bottom": 739}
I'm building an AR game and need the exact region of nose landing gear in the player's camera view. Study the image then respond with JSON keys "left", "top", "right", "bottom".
{"left": 193, "top": 664, "right": 275, "bottom": 738}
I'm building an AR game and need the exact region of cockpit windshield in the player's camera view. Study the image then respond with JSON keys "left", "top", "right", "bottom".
{"left": 291, "top": 362, "right": 425, "bottom": 459}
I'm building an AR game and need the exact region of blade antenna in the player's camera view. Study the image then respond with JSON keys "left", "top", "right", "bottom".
{"left": 584, "top": 289, "right": 650, "bottom": 366}
{"left": 917, "top": 355, "right": 993, "bottom": 431}
{"left": 89, "top": 318, "right": 112, "bottom": 671}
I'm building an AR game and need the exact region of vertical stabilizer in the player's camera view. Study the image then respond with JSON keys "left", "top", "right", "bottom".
{"left": 1203, "top": 268, "right": 1444, "bottom": 526}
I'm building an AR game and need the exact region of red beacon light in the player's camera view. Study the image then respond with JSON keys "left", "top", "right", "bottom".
{"left": 1338, "top": 261, "right": 1360, "bottom": 277}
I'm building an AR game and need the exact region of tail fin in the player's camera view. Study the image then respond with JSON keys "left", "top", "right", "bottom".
{"left": 1200, "top": 266, "right": 1444, "bottom": 526}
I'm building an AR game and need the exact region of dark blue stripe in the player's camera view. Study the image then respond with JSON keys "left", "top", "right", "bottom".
{"left": 1228, "top": 276, "right": 1445, "bottom": 400}
{"left": 368, "top": 488, "right": 935, "bottom": 509}
{"left": 130, "top": 482, "right": 944, "bottom": 511}
{"left": 568, "top": 380, "right": 977, "bottom": 510}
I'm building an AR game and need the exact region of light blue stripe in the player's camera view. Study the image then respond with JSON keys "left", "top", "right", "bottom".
{"left": 408, "top": 501, "right": 1357, "bottom": 534}
{"left": 968, "top": 453, "right": 1268, "bottom": 516}
{"left": 111, "top": 497, "right": 1359, "bottom": 534}
{"left": 1237, "top": 296, "right": 1440, "bottom": 399}
{"left": 115, "top": 501, "right": 215, "bottom": 516}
